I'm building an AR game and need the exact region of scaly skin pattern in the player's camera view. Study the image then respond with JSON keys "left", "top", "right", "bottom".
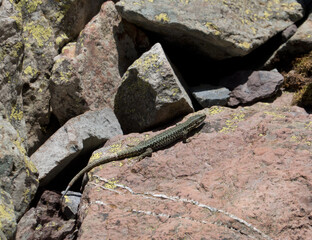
{"left": 62, "top": 113, "right": 206, "bottom": 198}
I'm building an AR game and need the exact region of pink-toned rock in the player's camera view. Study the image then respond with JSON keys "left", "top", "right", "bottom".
{"left": 50, "top": 1, "right": 149, "bottom": 124}
{"left": 76, "top": 92, "right": 312, "bottom": 240}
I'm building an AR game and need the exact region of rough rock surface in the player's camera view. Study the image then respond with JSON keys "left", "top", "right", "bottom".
{"left": 0, "top": 0, "right": 25, "bottom": 141}
{"left": 61, "top": 191, "right": 82, "bottom": 220}
{"left": 76, "top": 92, "right": 312, "bottom": 240}
{"left": 220, "top": 70, "right": 284, "bottom": 106}
{"left": 7, "top": 0, "right": 106, "bottom": 154}
{"left": 265, "top": 9, "right": 312, "bottom": 68}
{"left": 0, "top": 189, "right": 16, "bottom": 240}
{"left": 116, "top": 0, "right": 304, "bottom": 60}
{"left": 50, "top": 1, "right": 149, "bottom": 125}
{"left": 31, "top": 108, "right": 122, "bottom": 186}
{"left": 0, "top": 103, "right": 38, "bottom": 239}
{"left": 115, "top": 43, "right": 193, "bottom": 133}
{"left": 15, "top": 190, "right": 76, "bottom": 240}
{"left": 191, "top": 84, "right": 230, "bottom": 107}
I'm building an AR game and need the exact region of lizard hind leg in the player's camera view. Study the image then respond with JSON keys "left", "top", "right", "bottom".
{"left": 137, "top": 148, "right": 153, "bottom": 161}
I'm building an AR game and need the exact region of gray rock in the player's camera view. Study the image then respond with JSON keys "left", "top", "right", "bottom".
{"left": 114, "top": 43, "right": 194, "bottom": 133}
{"left": 223, "top": 70, "right": 284, "bottom": 106}
{"left": 61, "top": 191, "right": 82, "bottom": 219}
{"left": 281, "top": 24, "right": 297, "bottom": 41}
{"left": 0, "top": 104, "right": 38, "bottom": 239}
{"left": 0, "top": 0, "right": 25, "bottom": 140}
{"left": 116, "top": 0, "right": 304, "bottom": 60}
{"left": 191, "top": 85, "right": 230, "bottom": 108}
{"left": 50, "top": 1, "right": 149, "bottom": 125}
{"left": 0, "top": 190, "right": 16, "bottom": 240}
{"left": 265, "top": 10, "right": 312, "bottom": 67}
{"left": 30, "top": 108, "right": 122, "bottom": 186}
{"left": 15, "top": 0, "right": 106, "bottom": 154}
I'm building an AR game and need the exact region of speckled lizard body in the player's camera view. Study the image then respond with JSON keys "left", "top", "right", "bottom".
{"left": 61, "top": 113, "right": 206, "bottom": 198}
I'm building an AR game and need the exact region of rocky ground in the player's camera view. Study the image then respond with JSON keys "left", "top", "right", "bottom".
{"left": 1, "top": 0, "right": 312, "bottom": 239}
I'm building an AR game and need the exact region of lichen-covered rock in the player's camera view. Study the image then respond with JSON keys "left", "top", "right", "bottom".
{"left": 114, "top": 43, "right": 194, "bottom": 133}
{"left": 116, "top": 0, "right": 304, "bottom": 60}
{"left": 77, "top": 93, "right": 312, "bottom": 240}
{"left": 15, "top": 190, "right": 76, "bottom": 240}
{"left": 50, "top": 1, "right": 149, "bottom": 125}
{"left": 0, "top": 190, "right": 16, "bottom": 240}
{"left": 31, "top": 108, "right": 122, "bottom": 186}
{"left": 220, "top": 70, "right": 284, "bottom": 106}
{"left": 0, "top": 104, "right": 38, "bottom": 239}
{"left": 8, "top": 0, "right": 106, "bottom": 154}
{"left": 0, "top": 0, "right": 25, "bottom": 141}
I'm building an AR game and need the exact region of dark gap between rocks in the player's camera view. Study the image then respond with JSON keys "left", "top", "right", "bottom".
{"left": 30, "top": 137, "right": 104, "bottom": 208}
{"left": 28, "top": 113, "right": 61, "bottom": 156}
{"left": 139, "top": 10, "right": 309, "bottom": 91}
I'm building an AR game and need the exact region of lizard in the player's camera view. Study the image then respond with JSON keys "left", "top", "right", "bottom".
{"left": 61, "top": 113, "right": 206, "bottom": 199}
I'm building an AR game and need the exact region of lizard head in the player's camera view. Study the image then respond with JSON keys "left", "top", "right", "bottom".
{"left": 187, "top": 113, "right": 206, "bottom": 129}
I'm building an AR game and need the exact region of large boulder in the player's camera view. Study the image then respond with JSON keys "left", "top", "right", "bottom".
{"left": 10, "top": 0, "right": 106, "bottom": 154}
{"left": 116, "top": 0, "right": 304, "bottom": 60}
{"left": 114, "top": 43, "right": 194, "bottom": 133}
{"left": 0, "top": 0, "right": 25, "bottom": 141}
{"left": 31, "top": 108, "right": 122, "bottom": 186}
{"left": 50, "top": 1, "right": 149, "bottom": 125}
{"left": 0, "top": 104, "right": 38, "bottom": 239}
{"left": 76, "top": 93, "right": 312, "bottom": 240}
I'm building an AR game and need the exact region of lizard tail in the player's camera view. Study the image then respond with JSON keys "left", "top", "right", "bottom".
{"left": 61, "top": 185, "right": 70, "bottom": 199}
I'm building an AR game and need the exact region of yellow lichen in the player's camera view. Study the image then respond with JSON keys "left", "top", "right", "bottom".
{"left": 64, "top": 195, "right": 71, "bottom": 204}
{"left": 24, "top": 66, "right": 38, "bottom": 77}
{"left": 205, "top": 22, "right": 221, "bottom": 35}
{"left": 109, "top": 143, "right": 123, "bottom": 153}
{"left": 90, "top": 152, "right": 103, "bottom": 161}
{"left": 24, "top": 158, "right": 38, "bottom": 174}
{"left": 10, "top": 42, "right": 23, "bottom": 58}
{"left": 22, "top": 188, "right": 31, "bottom": 204}
{"left": 219, "top": 112, "right": 245, "bottom": 133}
{"left": 0, "top": 192, "right": 15, "bottom": 234}
{"left": 104, "top": 178, "right": 118, "bottom": 189}
{"left": 208, "top": 106, "right": 223, "bottom": 115}
{"left": 23, "top": 21, "right": 52, "bottom": 47}
{"left": 23, "top": 0, "right": 42, "bottom": 13}
{"left": 180, "top": 0, "right": 190, "bottom": 4}
{"left": 238, "top": 41, "right": 251, "bottom": 49}
{"left": 155, "top": 13, "right": 170, "bottom": 23}
{"left": 59, "top": 70, "right": 72, "bottom": 83}
{"left": 10, "top": 105, "right": 23, "bottom": 121}
{"left": 55, "top": 33, "right": 69, "bottom": 46}
{"left": 35, "top": 224, "right": 43, "bottom": 231}
{"left": 263, "top": 111, "right": 285, "bottom": 119}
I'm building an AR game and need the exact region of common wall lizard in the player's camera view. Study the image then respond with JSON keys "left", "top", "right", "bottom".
{"left": 62, "top": 113, "right": 206, "bottom": 198}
